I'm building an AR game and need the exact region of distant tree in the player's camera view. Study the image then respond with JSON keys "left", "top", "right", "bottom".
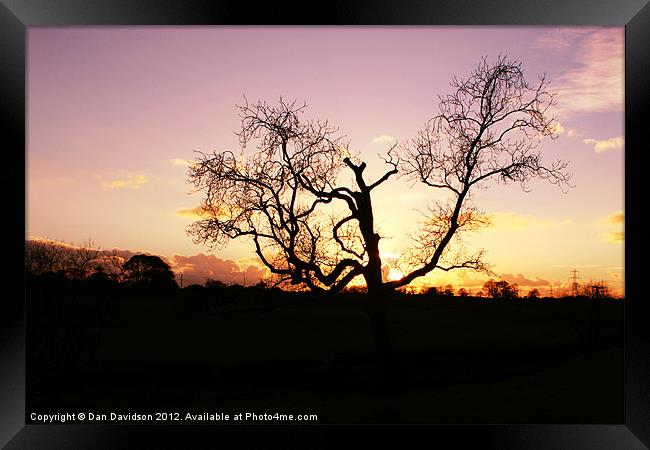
{"left": 441, "top": 284, "right": 454, "bottom": 297}
{"left": 26, "top": 238, "right": 105, "bottom": 281}
{"left": 187, "top": 56, "right": 571, "bottom": 375}
{"left": 425, "top": 286, "right": 440, "bottom": 297}
{"left": 185, "top": 284, "right": 205, "bottom": 291}
{"left": 483, "top": 279, "right": 519, "bottom": 299}
{"left": 25, "top": 239, "right": 66, "bottom": 276}
{"left": 122, "top": 254, "right": 178, "bottom": 289}
{"left": 252, "top": 280, "right": 268, "bottom": 289}
{"left": 61, "top": 239, "right": 101, "bottom": 280}
{"left": 458, "top": 288, "right": 469, "bottom": 297}
{"left": 87, "top": 264, "right": 110, "bottom": 284}
{"left": 582, "top": 280, "right": 611, "bottom": 299}
{"left": 85, "top": 263, "right": 121, "bottom": 290}
{"left": 205, "top": 278, "right": 227, "bottom": 289}
{"left": 91, "top": 252, "right": 127, "bottom": 282}
{"left": 527, "top": 288, "right": 540, "bottom": 299}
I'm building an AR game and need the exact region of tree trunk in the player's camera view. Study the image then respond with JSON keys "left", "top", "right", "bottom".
{"left": 366, "top": 284, "right": 394, "bottom": 384}
{"left": 345, "top": 158, "right": 398, "bottom": 388}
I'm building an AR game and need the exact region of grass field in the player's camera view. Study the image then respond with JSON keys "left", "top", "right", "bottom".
{"left": 27, "top": 286, "right": 623, "bottom": 424}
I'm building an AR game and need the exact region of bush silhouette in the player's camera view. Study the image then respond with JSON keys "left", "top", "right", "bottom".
{"left": 122, "top": 254, "right": 178, "bottom": 290}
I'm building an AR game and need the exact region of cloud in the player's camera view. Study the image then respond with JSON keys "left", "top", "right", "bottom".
{"left": 601, "top": 211, "right": 624, "bottom": 225}
{"left": 101, "top": 174, "right": 148, "bottom": 190}
{"left": 499, "top": 273, "right": 550, "bottom": 287}
{"left": 372, "top": 135, "right": 396, "bottom": 144}
{"left": 447, "top": 271, "right": 551, "bottom": 291}
{"left": 601, "top": 231, "right": 624, "bottom": 243}
{"left": 533, "top": 29, "right": 593, "bottom": 50}
{"left": 236, "top": 256, "right": 268, "bottom": 269}
{"left": 488, "top": 212, "right": 573, "bottom": 230}
{"left": 169, "top": 158, "right": 195, "bottom": 167}
{"left": 583, "top": 136, "right": 624, "bottom": 153}
{"left": 549, "top": 28, "right": 624, "bottom": 115}
{"left": 456, "top": 275, "right": 490, "bottom": 288}
{"left": 550, "top": 122, "right": 565, "bottom": 135}
{"left": 566, "top": 129, "right": 576, "bottom": 138}
{"left": 176, "top": 206, "right": 204, "bottom": 219}
{"left": 170, "top": 253, "right": 268, "bottom": 286}
{"left": 176, "top": 205, "right": 228, "bottom": 220}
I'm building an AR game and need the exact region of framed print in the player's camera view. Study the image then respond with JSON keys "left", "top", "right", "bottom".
{"left": 1, "top": 0, "right": 649, "bottom": 448}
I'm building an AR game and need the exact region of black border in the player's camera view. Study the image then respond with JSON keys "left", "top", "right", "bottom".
{"left": 1, "top": 1, "right": 648, "bottom": 448}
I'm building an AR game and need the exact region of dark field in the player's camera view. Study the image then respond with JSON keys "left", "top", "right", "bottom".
{"left": 27, "top": 284, "right": 624, "bottom": 424}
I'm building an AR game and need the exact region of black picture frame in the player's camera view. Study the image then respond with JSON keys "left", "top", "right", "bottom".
{"left": 1, "top": 0, "right": 648, "bottom": 448}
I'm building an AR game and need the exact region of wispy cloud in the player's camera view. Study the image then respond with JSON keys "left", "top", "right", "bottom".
{"left": 583, "top": 136, "right": 624, "bottom": 153}
{"left": 451, "top": 271, "right": 552, "bottom": 290}
{"left": 372, "top": 134, "right": 396, "bottom": 144}
{"left": 500, "top": 273, "right": 550, "bottom": 287}
{"left": 176, "top": 205, "right": 229, "bottom": 220}
{"left": 101, "top": 174, "right": 148, "bottom": 190}
{"left": 176, "top": 206, "right": 205, "bottom": 219}
{"left": 533, "top": 29, "right": 592, "bottom": 50}
{"left": 488, "top": 212, "right": 573, "bottom": 230}
{"left": 169, "top": 158, "right": 195, "bottom": 167}
{"left": 602, "top": 231, "right": 624, "bottom": 243}
{"left": 601, "top": 211, "right": 624, "bottom": 225}
{"left": 599, "top": 211, "right": 624, "bottom": 243}
{"left": 235, "top": 256, "right": 267, "bottom": 269}
{"left": 546, "top": 28, "right": 624, "bottom": 116}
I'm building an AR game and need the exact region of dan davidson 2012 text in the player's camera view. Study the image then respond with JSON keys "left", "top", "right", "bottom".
{"left": 29, "top": 411, "right": 319, "bottom": 423}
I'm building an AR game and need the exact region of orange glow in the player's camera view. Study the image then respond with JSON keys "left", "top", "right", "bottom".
{"left": 26, "top": 27, "right": 624, "bottom": 297}
{"left": 387, "top": 268, "right": 404, "bottom": 281}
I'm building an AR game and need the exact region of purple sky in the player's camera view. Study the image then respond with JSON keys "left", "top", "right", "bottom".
{"left": 27, "top": 27, "right": 624, "bottom": 293}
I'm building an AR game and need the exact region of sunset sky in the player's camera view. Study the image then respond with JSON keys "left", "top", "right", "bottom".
{"left": 26, "top": 27, "right": 624, "bottom": 295}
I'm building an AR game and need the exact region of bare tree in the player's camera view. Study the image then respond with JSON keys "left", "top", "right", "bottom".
{"left": 61, "top": 239, "right": 102, "bottom": 280}
{"left": 187, "top": 57, "right": 571, "bottom": 374}
{"left": 393, "top": 55, "right": 571, "bottom": 289}
{"left": 25, "top": 239, "right": 66, "bottom": 276}
{"left": 188, "top": 97, "right": 401, "bottom": 369}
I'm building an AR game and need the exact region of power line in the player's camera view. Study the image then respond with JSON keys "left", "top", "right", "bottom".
{"left": 569, "top": 269, "right": 580, "bottom": 297}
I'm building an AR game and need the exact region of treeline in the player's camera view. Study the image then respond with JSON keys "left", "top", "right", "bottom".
{"left": 421, "top": 279, "right": 615, "bottom": 300}
{"left": 25, "top": 239, "right": 617, "bottom": 299}
{"left": 25, "top": 239, "right": 177, "bottom": 290}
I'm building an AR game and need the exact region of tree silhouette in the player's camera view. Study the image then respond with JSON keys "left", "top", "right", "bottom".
{"left": 396, "top": 55, "right": 571, "bottom": 287}
{"left": 205, "top": 278, "right": 227, "bottom": 289}
{"left": 122, "top": 254, "right": 178, "bottom": 290}
{"left": 61, "top": 239, "right": 101, "bottom": 280}
{"left": 25, "top": 238, "right": 105, "bottom": 281}
{"left": 25, "top": 239, "right": 66, "bottom": 277}
{"left": 527, "top": 288, "right": 541, "bottom": 299}
{"left": 187, "top": 56, "right": 571, "bottom": 373}
{"left": 483, "top": 279, "right": 519, "bottom": 300}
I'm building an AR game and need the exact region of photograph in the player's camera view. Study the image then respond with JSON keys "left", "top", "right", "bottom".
{"left": 24, "top": 26, "right": 626, "bottom": 426}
